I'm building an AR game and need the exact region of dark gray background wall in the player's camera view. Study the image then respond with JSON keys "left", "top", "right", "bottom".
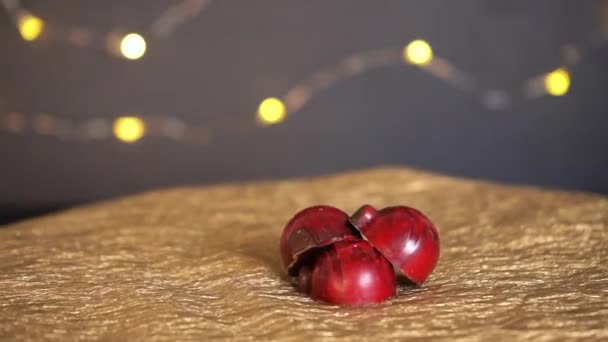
{"left": 1, "top": 0, "right": 607, "bottom": 221}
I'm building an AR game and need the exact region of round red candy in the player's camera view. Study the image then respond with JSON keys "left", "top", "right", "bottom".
{"left": 353, "top": 206, "right": 440, "bottom": 286}
{"left": 309, "top": 240, "right": 396, "bottom": 305}
{"left": 279, "top": 205, "right": 357, "bottom": 276}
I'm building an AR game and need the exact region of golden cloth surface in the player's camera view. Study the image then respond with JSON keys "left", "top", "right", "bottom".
{"left": 1, "top": 168, "right": 607, "bottom": 341}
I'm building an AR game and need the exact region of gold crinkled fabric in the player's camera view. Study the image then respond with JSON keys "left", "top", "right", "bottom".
{"left": 1, "top": 167, "right": 607, "bottom": 341}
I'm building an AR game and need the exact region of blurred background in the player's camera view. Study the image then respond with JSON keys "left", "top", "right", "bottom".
{"left": 1, "top": 0, "right": 608, "bottom": 225}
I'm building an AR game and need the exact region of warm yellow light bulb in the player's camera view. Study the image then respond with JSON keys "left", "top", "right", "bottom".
{"left": 544, "top": 68, "right": 570, "bottom": 96}
{"left": 120, "top": 33, "right": 146, "bottom": 60}
{"left": 113, "top": 116, "right": 145, "bottom": 143}
{"left": 257, "top": 97, "right": 286, "bottom": 125}
{"left": 403, "top": 39, "right": 433, "bottom": 66}
{"left": 18, "top": 14, "right": 44, "bottom": 41}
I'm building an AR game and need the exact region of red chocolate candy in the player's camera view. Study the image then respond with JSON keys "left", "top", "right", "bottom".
{"left": 309, "top": 240, "right": 396, "bottom": 305}
{"left": 352, "top": 205, "right": 440, "bottom": 286}
{"left": 279, "top": 205, "right": 357, "bottom": 276}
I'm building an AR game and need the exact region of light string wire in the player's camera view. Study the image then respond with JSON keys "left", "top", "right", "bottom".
{"left": 1, "top": 1, "right": 608, "bottom": 143}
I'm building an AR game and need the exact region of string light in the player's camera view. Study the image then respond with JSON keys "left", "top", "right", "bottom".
{"left": 544, "top": 68, "right": 571, "bottom": 96}
{"left": 2, "top": 1, "right": 606, "bottom": 144}
{"left": 4, "top": 0, "right": 209, "bottom": 53}
{"left": 120, "top": 33, "right": 147, "bottom": 60}
{"left": 82, "top": 118, "right": 111, "bottom": 140}
{"left": 150, "top": 0, "right": 211, "bottom": 38}
{"left": 2, "top": 111, "right": 212, "bottom": 144}
{"left": 18, "top": 13, "right": 44, "bottom": 41}
{"left": 113, "top": 116, "right": 145, "bottom": 143}
{"left": 257, "top": 97, "right": 286, "bottom": 125}
{"left": 403, "top": 39, "right": 433, "bottom": 66}
{"left": 4, "top": 112, "right": 26, "bottom": 133}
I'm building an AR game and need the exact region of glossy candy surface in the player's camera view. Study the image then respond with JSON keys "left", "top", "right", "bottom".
{"left": 279, "top": 205, "right": 357, "bottom": 276}
{"left": 355, "top": 206, "right": 440, "bottom": 285}
{"left": 309, "top": 240, "right": 396, "bottom": 305}
{"left": 349, "top": 204, "right": 378, "bottom": 231}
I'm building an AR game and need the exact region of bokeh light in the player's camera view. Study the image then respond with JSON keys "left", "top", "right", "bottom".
{"left": 403, "top": 39, "right": 433, "bottom": 66}
{"left": 120, "top": 33, "right": 147, "bottom": 60}
{"left": 5, "top": 112, "right": 26, "bottom": 133}
{"left": 544, "top": 68, "right": 570, "bottom": 96}
{"left": 18, "top": 14, "right": 44, "bottom": 41}
{"left": 257, "top": 97, "right": 286, "bottom": 125}
{"left": 113, "top": 116, "right": 145, "bottom": 143}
